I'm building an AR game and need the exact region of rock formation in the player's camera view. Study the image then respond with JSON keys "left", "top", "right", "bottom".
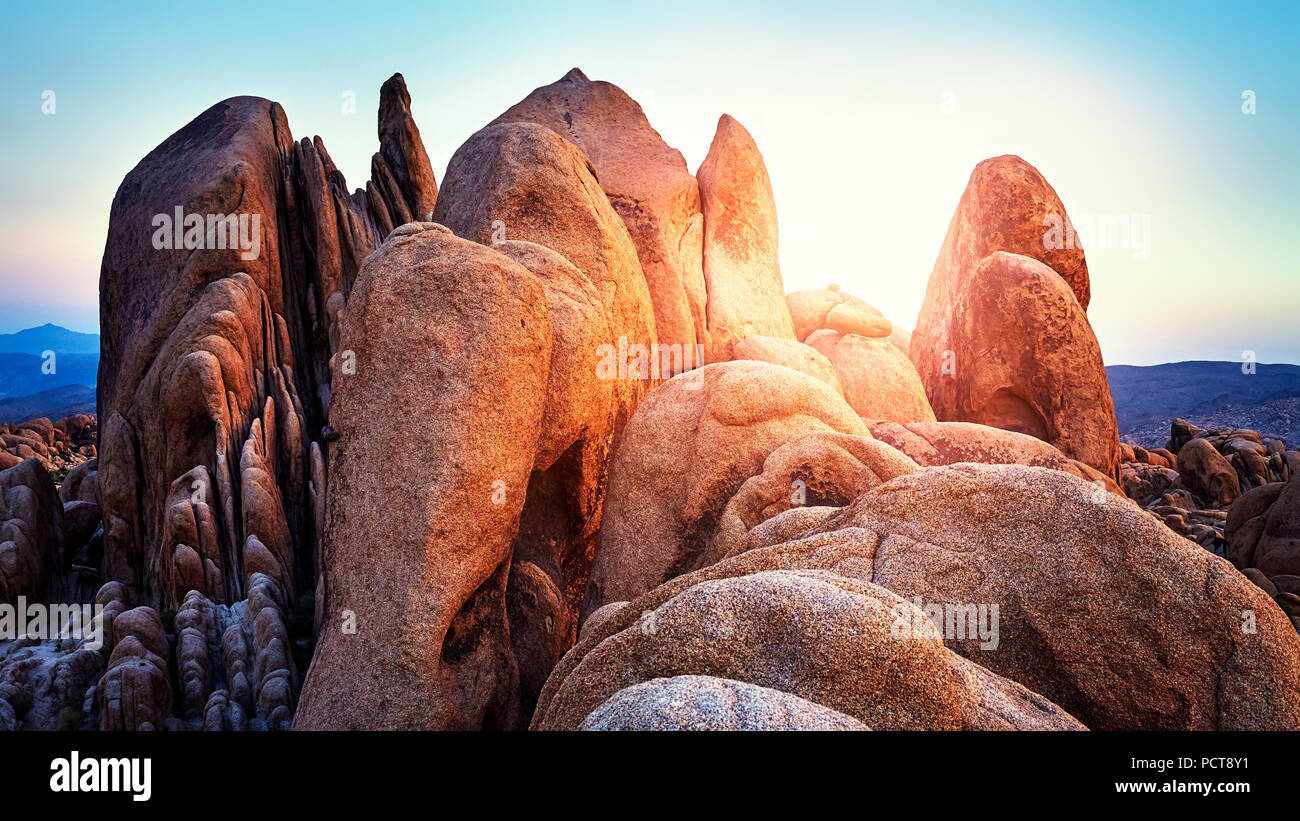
{"left": 918, "top": 251, "right": 1120, "bottom": 480}
{"left": 0, "top": 458, "right": 66, "bottom": 603}
{"left": 868, "top": 420, "right": 1123, "bottom": 495}
{"left": 805, "top": 330, "right": 936, "bottom": 423}
{"left": 584, "top": 360, "right": 869, "bottom": 615}
{"left": 294, "top": 225, "right": 550, "bottom": 730}
{"left": 696, "top": 115, "right": 797, "bottom": 363}
{"left": 806, "top": 464, "right": 1300, "bottom": 729}
{"left": 538, "top": 559, "right": 1085, "bottom": 731}
{"left": 494, "top": 68, "right": 706, "bottom": 371}
{"left": 579, "top": 675, "right": 870, "bottom": 731}
{"left": 8, "top": 68, "right": 1297, "bottom": 736}
{"left": 912, "top": 154, "right": 1090, "bottom": 400}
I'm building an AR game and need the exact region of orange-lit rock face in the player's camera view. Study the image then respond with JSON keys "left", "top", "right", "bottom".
{"left": 697, "top": 115, "right": 797, "bottom": 363}
{"left": 788, "top": 287, "right": 893, "bottom": 342}
{"left": 731, "top": 335, "right": 843, "bottom": 394}
{"left": 494, "top": 68, "right": 705, "bottom": 371}
{"left": 584, "top": 360, "right": 867, "bottom": 616}
{"left": 921, "top": 251, "right": 1120, "bottom": 481}
{"left": 867, "top": 420, "right": 1125, "bottom": 497}
{"left": 295, "top": 226, "right": 552, "bottom": 731}
{"left": 805, "top": 330, "right": 936, "bottom": 424}
{"left": 912, "top": 155, "right": 1090, "bottom": 402}
{"left": 433, "top": 120, "right": 657, "bottom": 439}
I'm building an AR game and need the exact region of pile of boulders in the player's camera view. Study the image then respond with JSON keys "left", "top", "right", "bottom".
{"left": 0, "top": 413, "right": 96, "bottom": 476}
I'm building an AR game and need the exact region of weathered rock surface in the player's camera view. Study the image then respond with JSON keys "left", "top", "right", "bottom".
{"left": 705, "top": 431, "right": 917, "bottom": 563}
{"left": 1177, "top": 437, "right": 1242, "bottom": 508}
{"left": 98, "top": 72, "right": 437, "bottom": 619}
{"left": 807, "top": 463, "right": 1300, "bottom": 729}
{"left": 0, "top": 414, "right": 96, "bottom": 476}
{"left": 579, "top": 675, "right": 869, "bottom": 730}
{"left": 731, "top": 335, "right": 843, "bottom": 393}
{"left": 584, "top": 360, "right": 868, "bottom": 615}
{"left": 696, "top": 115, "right": 796, "bottom": 363}
{"left": 917, "top": 251, "right": 1120, "bottom": 481}
{"left": 494, "top": 68, "right": 705, "bottom": 369}
{"left": 538, "top": 568, "right": 1084, "bottom": 731}
{"left": 433, "top": 119, "right": 668, "bottom": 712}
{"left": 433, "top": 120, "right": 657, "bottom": 435}
{"left": 0, "top": 458, "right": 66, "bottom": 603}
{"left": 1228, "top": 476, "right": 1300, "bottom": 589}
{"left": 805, "top": 330, "right": 936, "bottom": 423}
{"left": 97, "top": 606, "right": 172, "bottom": 731}
{"left": 912, "top": 154, "right": 1091, "bottom": 404}
{"left": 869, "top": 420, "right": 1124, "bottom": 496}
{"left": 294, "top": 225, "right": 551, "bottom": 730}
{"left": 85, "top": 74, "right": 439, "bottom": 731}
{"left": 787, "top": 286, "right": 891, "bottom": 343}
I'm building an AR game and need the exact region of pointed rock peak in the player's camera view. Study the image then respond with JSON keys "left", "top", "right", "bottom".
{"left": 561, "top": 67, "right": 589, "bottom": 83}
{"left": 380, "top": 73, "right": 412, "bottom": 113}
{"left": 712, "top": 113, "right": 752, "bottom": 141}
{"left": 377, "top": 71, "right": 438, "bottom": 218}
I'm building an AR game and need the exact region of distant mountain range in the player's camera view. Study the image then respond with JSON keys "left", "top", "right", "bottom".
{"left": 0, "top": 324, "right": 99, "bottom": 422}
{"left": 1107, "top": 361, "right": 1300, "bottom": 449}
{"left": 0, "top": 322, "right": 100, "bottom": 355}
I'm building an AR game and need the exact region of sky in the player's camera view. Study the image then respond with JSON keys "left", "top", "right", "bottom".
{"left": 0, "top": 0, "right": 1296, "bottom": 365}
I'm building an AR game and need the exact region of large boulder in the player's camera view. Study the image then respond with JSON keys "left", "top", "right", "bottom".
{"left": 0, "top": 458, "right": 66, "bottom": 603}
{"left": 917, "top": 251, "right": 1120, "bottom": 481}
{"left": 294, "top": 225, "right": 552, "bottom": 730}
{"left": 494, "top": 68, "right": 705, "bottom": 370}
{"left": 494, "top": 240, "right": 619, "bottom": 715}
{"left": 805, "top": 330, "right": 936, "bottom": 423}
{"left": 98, "top": 75, "right": 438, "bottom": 615}
{"left": 579, "top": 675, "right": 869, "bottom": 731}
{"left": 584, "top": 360, "right": 868, "bottom": 615}
{"left": 432, "top": 119, "right": 665, "bottom": 713}
{"left": 868, "top": 420, "right": 1124, "bottom": 496}
{"left": 1177, "top": 437, "right": 1241, "bottom": 508}
{"left": 1227, "top": 477, "right": 1300, "bottom": 579}
{"left": 912, "top": 154, "right": 1090, "bottom": 402}
{"left": 696, "top": 115, "right": 797, "bottom": 363}
{"left": 432, "top": 120, "right": 657, "bottom": 436}
{"left": 538, "top": 564, "right": 1084, "bottom": 731}
{"left": 97, "top": 606, "right": 173, "bottom": 731}
{"left": 806, "top": 463, "right": 1300, "bottom": 729}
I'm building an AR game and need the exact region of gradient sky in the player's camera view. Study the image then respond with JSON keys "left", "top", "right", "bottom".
{"left": 1, "top": 0, "right": 1296, "bottom": 365}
